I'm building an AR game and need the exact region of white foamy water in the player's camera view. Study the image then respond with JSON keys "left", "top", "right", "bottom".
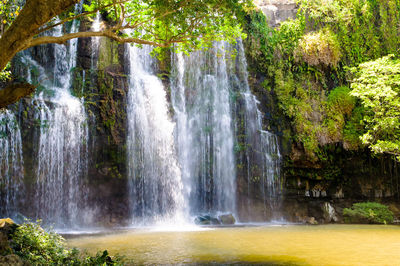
{"left": 126, "top": 43, "right": 185, "bottom": 225}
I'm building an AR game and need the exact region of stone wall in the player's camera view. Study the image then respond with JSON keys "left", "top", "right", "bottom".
{"left": 254, "top": 0, "right": 297, "bottom": 27}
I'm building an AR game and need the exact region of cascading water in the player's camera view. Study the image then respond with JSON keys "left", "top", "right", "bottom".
{"left": 171, "top": 42, "right": 237, "bottom": 216}
{"left": 15, "top": 5, "right": 91, "bottom": 228}
{"left": 91, "top": 11, "right": 101, "bottom": 69}
{"left": 7, "top": 23, "right": 281, "bottom": 225}
{"left": 171, "top": 41, "right": 282, "bottom": 220}
{"left": 235, "top": 41, "right": 282, "bottom": 219}
{"left": 126, "top": 44, "right": 184, "bottom": 225}
{"left": 0, "top": 110, "right": 24, "bottom": 218}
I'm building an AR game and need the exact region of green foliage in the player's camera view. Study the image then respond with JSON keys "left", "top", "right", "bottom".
{"left": 0, "top": 0, "right": 20, "bottom": 35}
{"left": 343, "top": 202, "right": 394, "bottom": 224}
{"left": 81, "top": 0, "right": 253, "bottom": 55}
{"left": 244, "top": 0, "right": 400, "bottom": 162}
{"left": 0, "top": 62, "right": 11, "bottom": 82}
{"left": 350, "top": 55, "right": 400, "bottom": 160}
{"left": 11, "top": 221, "right": 75, "bottom": 265}
{"left": 10, "top": 221, "right": 123, "bottom": 265}
{"left": 295, "top": 29, "right": 341, "bottom": 68}
{"left": 243, "top": 11, "right": 305, "bottom": 73}
{"left": 343, "top": 106, "right": 365, "bottom": 150}
{"left": 324, "top": 86, "right": 356, "bottom": 141}
{"left": 297, "top": 0, "right": 400, "bottom": 65}
{"left": 327, "top": 86, "right": 355, "bottom": 115}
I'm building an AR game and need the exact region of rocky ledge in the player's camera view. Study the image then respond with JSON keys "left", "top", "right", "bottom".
{"left": 253, "top": 0, "right": 298, "bottom": 27}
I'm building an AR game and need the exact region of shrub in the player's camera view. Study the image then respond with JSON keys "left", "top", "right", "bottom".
{"left": 350, "top": 55, "right": 400, "bottom": 161}
{"left": 343, "top": 202, "right": 394, "bottom": 224}
{"left": 9, "top": 221, "right": 123, "bottom": 265}
{"left": 327, "top": 86, "right": 355, "bottom": 116}
{"left": 295, "top": 29, "right": 341, "bottom": 67}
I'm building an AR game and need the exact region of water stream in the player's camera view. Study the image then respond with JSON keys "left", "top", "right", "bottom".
{"left": 171, "top": 42, "right": 237, "bottom": 217}
{"left": 170, "top": 41, "right": 281, "bottom": 220}
{"left": 235, "top": 41, "right": 282, "bottom": 219}
{"left": 13, "top": 4, "right": 91, "bottom": 228}
{"left": 126, "top": 44, "right": 185, "bottom": 225}
{"left": 0, "top": 110, "right": 24, "bottom": 218}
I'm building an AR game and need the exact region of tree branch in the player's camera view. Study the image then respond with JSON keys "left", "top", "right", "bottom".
{"left": 26, "top": 30, "right": 170, "bottom": 48}
{"left": 37, "top": 0, "right": 130, "bottom": 35}
{"left": 0, "top": 83, "right": 36, "bottom": 108}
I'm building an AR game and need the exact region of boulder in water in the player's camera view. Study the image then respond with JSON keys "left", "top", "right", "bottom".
{"left": 218, "top": 214, "right": 236, "bottom": 225}
{"left": 194, "top": 215, "right": 221, "bottom": 225}
{"left": 194, "top": 215, "right": 212, "bottom": 225}
{"left": 322, "top": 202, "right": 338, "bottom": 223}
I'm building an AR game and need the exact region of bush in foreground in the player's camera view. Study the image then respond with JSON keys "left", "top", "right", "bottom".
{"left": 2, "top": 220, "right": 123, "bottom": 265}
{"left": 343, "top": 202, "right": 394, "bottom": 224}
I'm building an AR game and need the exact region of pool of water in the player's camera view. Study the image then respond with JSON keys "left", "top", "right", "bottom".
{"left": 66, "top": 224, "right": 400, "bottom": 265}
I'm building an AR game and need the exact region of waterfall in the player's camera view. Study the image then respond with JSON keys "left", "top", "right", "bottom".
{"left": 34, "top": 20, "right": 89, "bottom": 228}
{"left": 15, "top": 4, "right": 91, "bottom": 228}
{"left": 91, "top": 11, "right": 101, "bottom": 69}
{"left": 0, "top": 110, "right": 24, "bottom": 218}
{"left": 171, "top": 41, "right": 282, "bottom": 220}
{"left": 235, "top": 41, "right": 282, "bottom": 219}
{"left": 171, "top": 42, "right": 237, "bottom": 216}
{"left": 126, "top": 44, "right": 184, "bottom": 225}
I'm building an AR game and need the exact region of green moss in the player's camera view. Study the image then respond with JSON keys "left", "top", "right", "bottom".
{"left": 343, "top": 202, "right": 394, "bottom": 224}
{"left": 327, "top": 86, "right": 355, "bottom": 116}
{"left": 98, "top": 38, "right": 120, "bottom": 70}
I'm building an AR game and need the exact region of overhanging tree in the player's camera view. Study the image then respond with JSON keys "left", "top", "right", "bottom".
{"left": 0, "top": 0, "right": 252, "bottom": 108}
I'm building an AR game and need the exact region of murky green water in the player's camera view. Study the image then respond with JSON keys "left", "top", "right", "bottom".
{"left": 67, "top": 224, "right": 400, "bottom": 265}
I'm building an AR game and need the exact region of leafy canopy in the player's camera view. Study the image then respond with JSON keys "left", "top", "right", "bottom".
{"left": 24, "top": 0, "right": 253, "bottom": 54}
{"left": 350, "top": 55, "right": 400, "bottom": 160}
{"left": 87, "top": 0, "right": 250, "bottom": 50}
{"left": 0, "top": 0, "right": 253, "bottom": 107}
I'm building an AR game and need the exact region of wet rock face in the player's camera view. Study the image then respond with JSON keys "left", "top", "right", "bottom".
{"left": 253, "top": 0, "right": 297, "bottom": 27}
{"left": 74, "top": 20, "right": 131, "bottom": 225}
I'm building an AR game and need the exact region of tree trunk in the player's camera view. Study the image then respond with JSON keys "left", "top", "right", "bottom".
{"left": 0, "top": 83, "right": 36, "bottom": 107}
{"left": 0, "top": 0, "right": 79, "bottom": 108}
{"left": 0, "top": 0, "right": 80, "bottom": 71}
